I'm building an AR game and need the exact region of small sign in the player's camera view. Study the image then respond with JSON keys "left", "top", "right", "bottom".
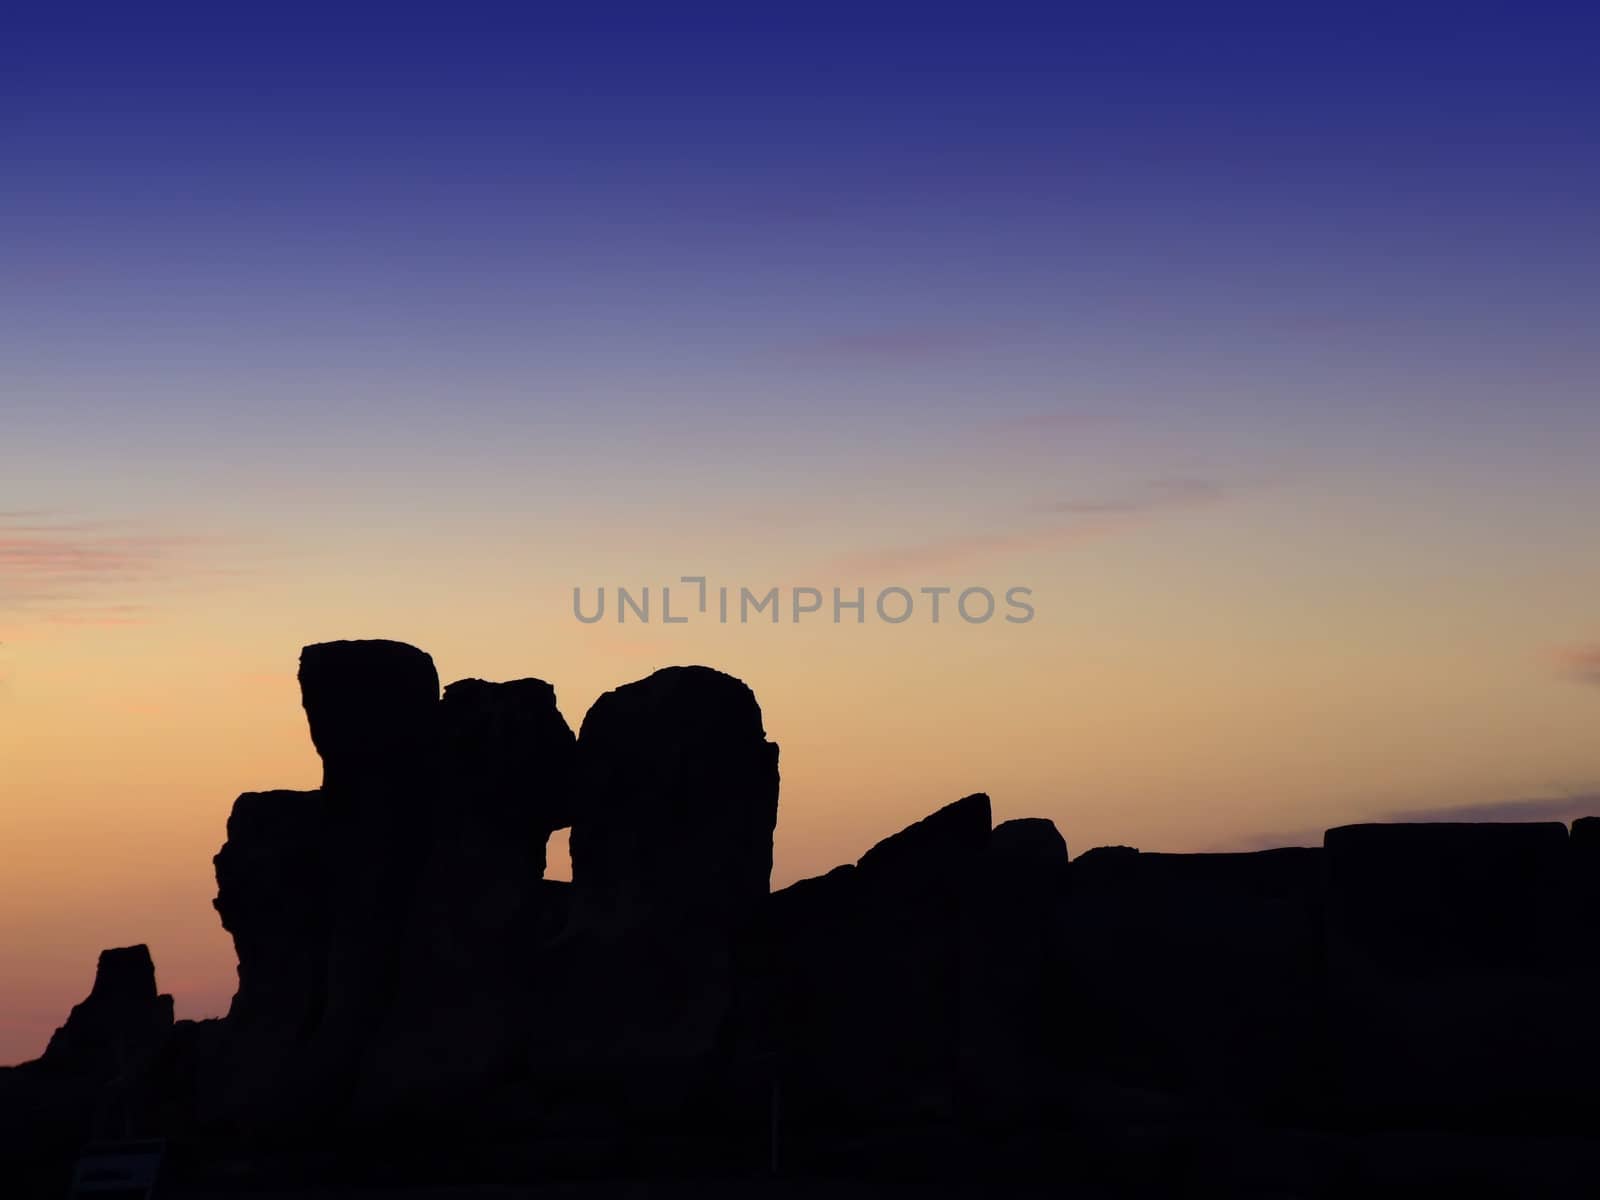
{"left": 68, "top": 1139, "right": 165, "bottom": 1199}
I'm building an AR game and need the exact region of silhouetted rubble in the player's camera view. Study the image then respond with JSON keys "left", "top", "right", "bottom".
{"left": 4, "top": 638, "right": 1600, "bottom": 1194}
{"left": 0, "top": 946, "right": 173, "bottom": 1194}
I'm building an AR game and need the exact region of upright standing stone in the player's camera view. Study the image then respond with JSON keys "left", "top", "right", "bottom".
{"left": 526, "top": 666, "right": 780, "bottom": 1129}
{"left": 570, "top": 665, "right": 780, "bottom": 926}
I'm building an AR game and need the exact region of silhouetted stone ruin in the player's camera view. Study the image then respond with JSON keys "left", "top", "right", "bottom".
{"left": 5, "top": 638, "right": 1600, "bottom": 1194}
{"left": 40, "top": 946, "right": 174, "bottom": 1079}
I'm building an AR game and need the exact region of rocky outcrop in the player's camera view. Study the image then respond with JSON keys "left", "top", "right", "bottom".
{"left": 39, "top": 945, "right": 173, "bottom": 1080}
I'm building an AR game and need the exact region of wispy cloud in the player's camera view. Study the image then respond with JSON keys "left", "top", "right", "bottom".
{"left": 831, "top": 475, "right": 1230, "bottom": 575}
{"left": 0, "top": 512, "right": 216, "bottom": 634}
{"left": 1035, "top": 476, "right": 1227, "bottom": 516}
{"left": 1554, "top": 644, "right": 1600, "bottom": 687}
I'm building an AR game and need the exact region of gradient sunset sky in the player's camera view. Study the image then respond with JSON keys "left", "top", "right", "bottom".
{"left": 2, "top": 15, "right": 1598, "bottom": 1063}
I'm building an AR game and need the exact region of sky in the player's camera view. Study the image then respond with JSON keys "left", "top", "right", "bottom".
{"left": 2, "top": 14, "right": 1599, "bottom": 1063}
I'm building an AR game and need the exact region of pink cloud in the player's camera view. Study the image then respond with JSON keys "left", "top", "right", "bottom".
{"left": 1555, "top": 644, "right": 1600, "bottom": 687}
{"left": 0, "top": 512, "right": 218, "bottom": 632}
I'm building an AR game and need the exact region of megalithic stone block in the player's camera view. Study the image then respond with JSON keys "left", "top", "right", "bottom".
{"left": 570, "top": 665, "right": 780, "bottom": 926}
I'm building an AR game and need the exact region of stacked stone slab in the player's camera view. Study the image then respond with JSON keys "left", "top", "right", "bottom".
{"left": 202, "top": 640, "right": 578, "bottom": 1133}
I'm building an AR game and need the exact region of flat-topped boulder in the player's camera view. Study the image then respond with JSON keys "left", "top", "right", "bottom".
{"left": 298, "top": 639, "right": 440, "bottom": 793}
{"left": 991, "top": 816, "right": 1068, "bottom": 865}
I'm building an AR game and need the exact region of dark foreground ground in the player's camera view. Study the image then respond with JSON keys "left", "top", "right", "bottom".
{"left": 16, "top": 1122, "right": 1600, "bottom": 1198}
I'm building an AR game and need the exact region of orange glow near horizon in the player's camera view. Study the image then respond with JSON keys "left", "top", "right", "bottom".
{"left": 4, "top": 498, "right": 1599, "bottom": 1065}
